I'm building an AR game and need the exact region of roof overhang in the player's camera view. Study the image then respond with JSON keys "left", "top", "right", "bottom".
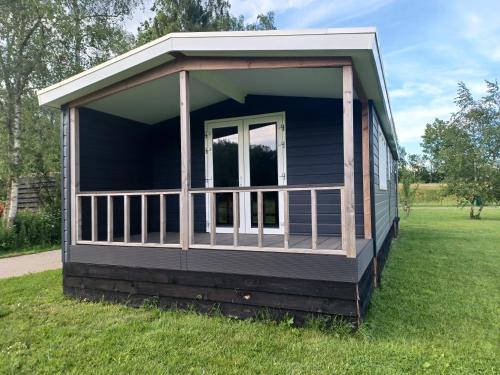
{"left": 37, "top": 28, "right": 398, "bottom": 156}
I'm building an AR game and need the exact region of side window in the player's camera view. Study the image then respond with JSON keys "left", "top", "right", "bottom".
{"left": 379, "top": 123, "right": 388, "bottom": 190}
{"left": 387, "top": 146, "right": 391, "bottom": 181}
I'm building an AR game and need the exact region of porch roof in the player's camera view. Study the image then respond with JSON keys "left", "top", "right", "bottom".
{"left": 37, "top": 28, "right": 398, "bottom": 156}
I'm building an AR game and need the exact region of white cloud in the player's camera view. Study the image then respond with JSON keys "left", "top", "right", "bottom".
{"left": 230, "top": 0, "right": 395, "bottom": 26}
{"left": 456, "top": 3, "right": 500, "bottom": 62}
{"left": 394, "top": 102, "right": 456, "bottom": 143}
{"left": 286, "top": 0, "right": 395, "bottom": 28}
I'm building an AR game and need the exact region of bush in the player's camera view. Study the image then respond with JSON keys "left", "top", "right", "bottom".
{"left": 0, "top": 220, "right": 16, "bottom": 251}
{"left": 0, "top": 204, "right": 61, "bottom": 253}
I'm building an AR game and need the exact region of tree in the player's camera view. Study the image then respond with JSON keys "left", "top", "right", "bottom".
{"left": 48, "top": 0, "right": 141, "bottom": 79}
{"left": 0, "top": 0, "right": 140, "bottom": 225}
{"left": 0, "top": 0, "right": 50, "bottom": 225}
{"left": 422, "top": 81, "right": 500, "bottom": 219}
{"left": 137, "top": 0, "right": 276, "bottom": 45}
{"left": 421, "top": 118, "right": 448, "bottom": 183}
{"left": 397, "top": 146, "right": 418, "bottom": 216}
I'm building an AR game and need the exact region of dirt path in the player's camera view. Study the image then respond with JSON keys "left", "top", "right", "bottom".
{"left": 0, "top": 250, "right": 61, "bottom": 279}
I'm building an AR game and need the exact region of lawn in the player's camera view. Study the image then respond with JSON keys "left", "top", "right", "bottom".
{"left": 0, "top": 207, "right": 499, "bottom": 374}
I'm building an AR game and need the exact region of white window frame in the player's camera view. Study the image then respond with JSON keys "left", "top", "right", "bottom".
{"left": 204, "top": 112, "right": 287, "bottom": 234}
{"left": 378, "top": 123, "right": 388, "bottom": 191}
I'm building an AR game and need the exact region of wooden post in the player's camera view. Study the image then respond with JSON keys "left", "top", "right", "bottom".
{"left": 311, "top": 189, "right": 318, "bottom": 250}
{"left": 124, "top": 195, "right": 130, "bottom": 243}
{"left": 257, "top": 191, "right": 263, "bottom": 247}
{"left": 141, "top": 194, "right": 148, "bottom": 244}
{"left": 91, "top": 195, "right": 97, "bottom": 242}
{"left": 179, "top": 71, "right": 191, "bottom": 250}
{"left": 233, "top": 191, "right": 239, "bottom": 247}
{"left": 107, "top": 195, "right": 113, "bottom": 242}
{"left": 70, "top": 107, "right": 80, "bottom": 245}
{"left": 283, "top": 190, "right": 289, "bottom": 249}
{"left": 343, "top": 65, "right": 356, "bottom": 257}
{"left": 160, "top": 194, "right": 166, "bottom": 244}
{"left": 361, "top": 101, "right": 372, "bottom": 239}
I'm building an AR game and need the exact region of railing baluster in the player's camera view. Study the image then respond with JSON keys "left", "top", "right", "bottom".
{"left": 160, "top": 194, "right": 166, "bottom": 244}
{"left": 91, "top": 195, "right": 97, "bottom": 242}
{"left": 340, "top": 188, "right": 346, "bottom": 251}
{"left": 76, "top": 195, "right": 82, "bottom": 242}
{"left": 189, "top": 193, "right": 194, "bottom": 246}
{"left": 257, "top": 191, "right": 263, "bottom": 247}
{"left": 233, "top": 191, "right": 239, "bottom": 247}
{"left": 210, "top": 192, "right": 216, "bottom": 246}
{"left": 311, "top": 189, "right": 317, "bottom": 250}
{"left": 107, "top": 195, "right": 113, "bottom": 242}
{"left": 283, "top": 190, "right": 289, "bottom": 249}
{"left": 124, "top": 195, "right": 130, "bottom": 243}
{"left": 141, "top": 194, "right": 147, "bottom": 244}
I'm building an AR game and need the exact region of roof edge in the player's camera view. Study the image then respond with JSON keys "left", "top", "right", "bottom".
{"left": 37, "top": 28, "right": 377, "bottom": 98}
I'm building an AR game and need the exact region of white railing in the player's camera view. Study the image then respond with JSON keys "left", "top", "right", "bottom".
{"left": 75, "top": 184, "right": 346, "bottom": 255}
{"left": 75, "top": 189, "right": 181, "bottom": 248}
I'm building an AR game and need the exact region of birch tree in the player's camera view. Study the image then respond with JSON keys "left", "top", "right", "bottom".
{"left": 0, "top": 0, "right": 49, "bottom": 225}
{"left": 422, "top": 81, "right": 500, "bottom": 219}
{"left": 0, "top": 0, "right": 140, "bottom": 224}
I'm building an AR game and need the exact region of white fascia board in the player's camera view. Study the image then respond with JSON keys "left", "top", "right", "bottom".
{"left": 38, "top": 38, "right": 175, "bottom": 107}
{"left": 370, "top": 33, "right": 399, "bottom": 158}
{"left": 37, "top": 28, "right": 376, "bottom": 107}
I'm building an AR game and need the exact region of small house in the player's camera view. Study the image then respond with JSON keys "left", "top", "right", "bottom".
{"left": 38, "top": 28, "right": 399, "bottom": 324}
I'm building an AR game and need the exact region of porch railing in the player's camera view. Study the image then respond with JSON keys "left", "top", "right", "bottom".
{"left": 189, "top": 184, "right": 345, "bottom": 255}
{"left": 74, "top": 184, "right": 346, "bottom": 255}
{"left": 75, "top": 189, "right": 182, "bottom": 248}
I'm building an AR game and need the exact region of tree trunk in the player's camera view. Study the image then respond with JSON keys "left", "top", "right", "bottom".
{"left": 469, "top": 201, "right": 483, "bottom": 220}
{"left": 475, "top": 205, "right": 484, "bottom": 220}
{"left": 7, "top": 97, "right": 22, "bottom": 226}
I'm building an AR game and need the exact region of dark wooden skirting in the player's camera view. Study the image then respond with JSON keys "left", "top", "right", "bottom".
{"left": 62, "top": 226, "right": 393, "bottom": 324}
{"left": 375, "top": 218, "right": 397, "bottom": 285}
{"left": 63, "top": 262, "right": 373, "bottom": 324}
{"left": 64, "top": 286, "right": 354, "bottom": 326}
{"left": 358, "top": 260, "right": 375, "bottom": 319}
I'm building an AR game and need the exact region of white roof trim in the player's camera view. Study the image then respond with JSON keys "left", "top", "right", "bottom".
{"left": 37, "top": 27, "right": 398, "bottom": 156}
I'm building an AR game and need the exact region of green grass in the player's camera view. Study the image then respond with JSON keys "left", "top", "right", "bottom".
{"left": 0, "top": 208, "right": 499, "bottom": 374}
{"left": 0, "top": 244, "right": 60, "bottom": 259}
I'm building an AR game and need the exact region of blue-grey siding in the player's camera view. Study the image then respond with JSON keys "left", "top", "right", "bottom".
{"left": 371, "top": 104, "right": 398, "bottom": 252}
{"left": 77, "top": 96, "right": 366, "bottom": 239}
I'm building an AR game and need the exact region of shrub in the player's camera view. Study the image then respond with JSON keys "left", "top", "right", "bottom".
{"left": 0, "top": 204, "right": 61, "bottom": 253}
{"left": 0, "top": 220, "right": 16, "bottom": 252}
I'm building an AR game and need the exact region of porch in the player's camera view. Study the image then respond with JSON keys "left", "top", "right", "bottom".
{"left": 67, "top": 54, "right": 373, "bottom": 261}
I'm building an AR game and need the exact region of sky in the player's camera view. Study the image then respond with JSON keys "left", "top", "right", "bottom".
{"left": 127, "top": 0, "right": 500, "bottom": 154}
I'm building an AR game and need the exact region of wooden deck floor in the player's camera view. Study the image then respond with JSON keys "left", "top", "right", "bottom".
{"left": 122, "top": 232, "right": 369, "bottom": 253}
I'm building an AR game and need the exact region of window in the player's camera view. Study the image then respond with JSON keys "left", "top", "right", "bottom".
{"left": 378, "top": 123, "right": 388, "bottom": 191}
{"left": 387, "top": 145, "right": 391, "bottom": 181}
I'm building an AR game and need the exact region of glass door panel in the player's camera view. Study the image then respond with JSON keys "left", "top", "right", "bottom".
{"left": 212, "top": 126, "right": 239, "bottom": 227}
{"left": 248, "top": 123, "right": 279, "bottom": 228}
